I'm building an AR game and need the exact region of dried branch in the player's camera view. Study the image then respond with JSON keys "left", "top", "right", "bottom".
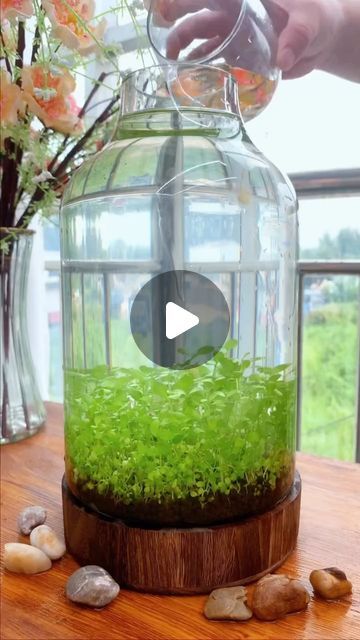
{"left": 0, "top": 140, "right": 15, "bottom": 226}
{"left": 15, "top": 21, "right": 25, "bottom": 85}
{"left": 16, "top": 92, "right": 120, "bottom": 229}
{"left": 78, "top": 72, "right": 111, "bottom": 119}
{"left": 53, "top": 91, "right": 120, "bottom": 178}
{"left": 47, "top": 71, "right": 110, "bottom": 173}
{"left": 1, "top": 24, "right": 26, "bottom": 226}
{"left": 5, "top": 22, "right": 27, "bottom": 224}
{"left": 31, "top": 24, "right": 41, "bottom": 64}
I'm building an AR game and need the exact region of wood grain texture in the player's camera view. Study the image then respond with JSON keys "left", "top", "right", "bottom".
{"left": 1, "top": 403, "right": 359, "bottom": 640}
{"left": 62, "top": 473, "right": 301, "bottom": 594}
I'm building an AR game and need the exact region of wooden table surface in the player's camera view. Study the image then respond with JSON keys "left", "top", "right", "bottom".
{"left": 1, "top": 403, "right": 359, "bottom": 640}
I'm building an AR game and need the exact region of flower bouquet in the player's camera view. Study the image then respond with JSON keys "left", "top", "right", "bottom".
{"left": 0, "top": 0, "right": 139, "bottom": 441}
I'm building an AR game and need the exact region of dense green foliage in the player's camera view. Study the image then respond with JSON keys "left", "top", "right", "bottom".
{"left": 65, "top": 344, "right": 295, "bottom": 504}
{"left": 301, "top": 228, "right": 360, "bottom": 261}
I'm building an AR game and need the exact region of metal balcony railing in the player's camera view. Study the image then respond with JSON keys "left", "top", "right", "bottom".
{"left": 290, "top": 168, "right": 360, "bottom": 197}
{"left": 46, "top": 168, "right": 360, "bottom": 460}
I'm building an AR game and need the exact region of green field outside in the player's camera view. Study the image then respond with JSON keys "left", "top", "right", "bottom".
{"left": 301, "top": 301, "right": 358, "bottom": 461}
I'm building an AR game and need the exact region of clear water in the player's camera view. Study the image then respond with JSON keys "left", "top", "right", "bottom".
{"left": 61, "top": 132, "right": 298, "bottom": 522}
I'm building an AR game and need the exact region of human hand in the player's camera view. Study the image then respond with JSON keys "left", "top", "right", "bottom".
{"left": 153, "top": 0, "right": 243, "bottom": 61}
{"left": 273, "top": 0, "right": 345, "bottom": 78}
{"left": 146, "top": 0, "right": 346, "bottom": 79}
{"left": 146, "top": 0, "right": 288, "bottom": 63}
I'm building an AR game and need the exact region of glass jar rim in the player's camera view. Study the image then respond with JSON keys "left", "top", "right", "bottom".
{"left": 119, "top": 63, "right": 241, "bottom": 120}
{"left": 121, "top": 62, "right": 235, "bottom": 85}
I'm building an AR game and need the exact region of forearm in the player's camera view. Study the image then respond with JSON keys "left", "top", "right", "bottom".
{"left": 320, "top": 0, "right": 360, "bottom": 82}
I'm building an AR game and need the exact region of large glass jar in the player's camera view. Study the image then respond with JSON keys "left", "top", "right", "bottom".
{"left": 61, "top": 65, "right": 298, "bottom": 527}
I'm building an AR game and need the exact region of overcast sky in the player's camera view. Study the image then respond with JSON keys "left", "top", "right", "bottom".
{"left": 248, "top": 70, "right": 360, "bottom": 250}
{"left": 86, "top": 6, "right": 360, "bottom": 253}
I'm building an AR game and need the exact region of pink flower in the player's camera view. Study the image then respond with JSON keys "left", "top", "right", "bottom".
{"left": 67, "top": 94, "right": 81, "bottom": 116}
{"left": 0, "top": 0, "right": 33, "bottom": 21}
{"left": 43, "top": 0, "right": 106, "bottom": 55}
{"left": 22, "top": 65, "right": 83, "bottom": 135}
{"left": 0, "top": 70, "right": 25, "bottom": 126}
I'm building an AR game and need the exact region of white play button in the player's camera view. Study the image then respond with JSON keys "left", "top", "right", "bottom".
{"left": 165, "top": 302, "right": 199, "bottom": 340}
{"left": 130, "top": 270, "right": 230, "bottom": 369}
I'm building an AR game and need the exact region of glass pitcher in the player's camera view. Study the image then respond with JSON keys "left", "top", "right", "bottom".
{"left": 146, "top": 0, "right": 285, "bottom": 119}
{"left": 61, "top": 64, "right": 298, "bottom": 528}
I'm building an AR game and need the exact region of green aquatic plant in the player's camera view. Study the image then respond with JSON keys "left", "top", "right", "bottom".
{"left": 65, "top": 342, "right": 296, "bottom": 505}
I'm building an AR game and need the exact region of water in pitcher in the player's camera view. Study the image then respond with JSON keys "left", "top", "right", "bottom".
{"left": 227, "top": 66, "right": 277, "bottom": 119}
{"left": 168, "top": 65, "right": 277, "bottom": 120}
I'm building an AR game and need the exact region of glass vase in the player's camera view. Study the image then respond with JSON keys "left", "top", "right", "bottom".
{"left": 0, "top": 229, "right": 46, "bottom": 444}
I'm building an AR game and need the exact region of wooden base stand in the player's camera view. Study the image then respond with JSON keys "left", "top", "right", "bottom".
{"left": 62, "top": 472, "right": 301, "bottom": 594}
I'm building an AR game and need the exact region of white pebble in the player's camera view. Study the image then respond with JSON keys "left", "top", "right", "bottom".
{"left": 18, "top": 506, "right": 47, "bottom": 535}
{"left": 30, "top": 525, "right": 66, "bottom": 560}
{"left": 4, "top": 543, "right": 52, "bottom": 574}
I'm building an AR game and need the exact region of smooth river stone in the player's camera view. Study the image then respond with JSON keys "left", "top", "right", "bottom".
{"left": 204, "top": 586, "right": 253, "bottom": 621}
{"left": 252, "top": 574, "right": 310, "bottom": 621}
{"left": 18, "top": 506, "right": 47, "bottom": 535}
{"left": 66, "top": 566, "right": 120, "bottom": 608}
{"left": 4, "top": 542, "right": 52, "bottom": 574}
{"left": 310, "top": 567, "right": 352, "bottom": 599}
{"left": 30, "top": 525, "right": 66, "bottom": 560}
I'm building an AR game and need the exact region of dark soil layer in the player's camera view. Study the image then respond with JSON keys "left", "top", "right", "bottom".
{"left": 66, "top": 465, "right": 294, "bottom": 527}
